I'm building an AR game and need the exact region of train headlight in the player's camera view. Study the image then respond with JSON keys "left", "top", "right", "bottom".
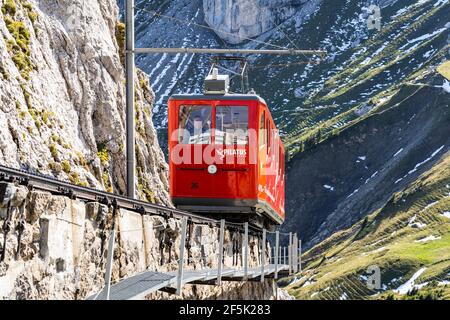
{"left": 208, "top": 165, "right": 218, "bottom": 175}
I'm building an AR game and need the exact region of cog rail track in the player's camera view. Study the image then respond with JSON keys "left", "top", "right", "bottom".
{"left": 0, "top": 165, "right": 262, "bottom": 233}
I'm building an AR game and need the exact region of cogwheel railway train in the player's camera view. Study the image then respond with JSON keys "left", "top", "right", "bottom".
{"left": 168, "top": 57, "right": 285, "bottom": 228}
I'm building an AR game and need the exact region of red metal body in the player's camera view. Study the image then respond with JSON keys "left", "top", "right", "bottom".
{"left": 168, "top": 94, "right": 285, "bottom": 225}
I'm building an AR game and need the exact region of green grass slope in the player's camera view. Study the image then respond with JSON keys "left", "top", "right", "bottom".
{"left": 282, "top": 154, "right": 450, "bottom": 300}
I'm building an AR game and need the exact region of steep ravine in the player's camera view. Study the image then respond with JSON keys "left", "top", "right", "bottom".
{"left": 284, "top": 83, "right": 450, "bottom": 249}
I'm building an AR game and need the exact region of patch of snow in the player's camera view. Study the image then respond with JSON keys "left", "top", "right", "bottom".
{"left": 365, "top": 171, "right": 379, "bottom": 184}
{"left": 339, "top": 292, "right": 349, "bottom": 300}
{"left": 324, "top": 185, "right": 335, "bottom": 191}
{"left": 415, "top": 235, "right": 441, "bottom": 243}
{"left": 442, "top": 80, "right": 450, "bottom": 94}
{"left": 358, "top": 156, "right": 367, "bottom": 161}
{"left": 310, "top": 292, "right": 319, "bottom": 298}
{"left": 423, "top": 201, "right": 439, "bottom": 211}
{"left": 434, "top": 0, "right": 447, "bottom": 7}
{"left": 394, "top": 268, "right": 427, "bottom": 294}
{"left": 408, "top": 215, "right": 427, "bottom": 229}
{"left": 393, "top": 148, "right": 404, "bottom": 157}
{"left": 303, "top": 280, "right": 315, "bottom": 287}
{"left": 441, "top": 211, "right": 450, "bottom": 219}
{"left": 395, "top": 146, "right": 445, "bottom": 184}
{"left": 347, "top": 189, "right": 359, "bottom": 199}
{"left": 438, "top": 280, "right": 450, "bottom": 286}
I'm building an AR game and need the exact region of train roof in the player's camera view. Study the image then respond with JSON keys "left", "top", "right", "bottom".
{"left": 169, "top": 93, "right": 267, "bottom": 105}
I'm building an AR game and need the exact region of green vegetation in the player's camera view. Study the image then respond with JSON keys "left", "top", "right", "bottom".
{"left": 49, "top": 143, "right": 58, "bottom": 159}
{"left": 115, "top": 22, "right": 125, "bottom": 65}
{"left": 75, "top": 151, "right": 87, "bottom": 167}
{"left": 61, "top": 160, "right": 71, "bottom": 174}
{"left": 97, "top": 143, "right": 110, "bottom": 166}
{"left": 1, "top": 0, "right": 16, "bottom": 16}
{"left": 137, "top": 166, "right": 156, "bottom": 204}
{"left": 437, "top": 61, "right": 450, "bottom": 80}
{"left": 2, "top": 0, "right": 38, "bottom": 80}
{"left": 102, "top": 170, "right": 113, "bottom": 193}
{"left": 0, "top": 64, "right": 10, "bottom": 80}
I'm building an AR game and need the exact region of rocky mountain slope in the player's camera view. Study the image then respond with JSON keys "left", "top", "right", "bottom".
{"left": 130, "top": 0, "right": 449, "bottom": 244}
{"left": 285, "top": 61, "right": 450, "bottom": 249}
{"left": 0, "top": 0, "right": 170, "bottom": 205}
{"left": 127, "top": 0, "right": 448, "bottom": 144}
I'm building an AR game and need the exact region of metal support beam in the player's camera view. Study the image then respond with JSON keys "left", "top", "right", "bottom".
{"left": 103, "top": 228, "right": 116, "bottom": 300}
{"left": 176, "top": 217, "right": 188, "bottom": 295}
{"left": 217, "top": 220, "right": 225, "bottom": 285}
{"left": 125, "top": 0, "right": 136, "bottom": 199}
{"left": 243, "top": 222, "right": 248, "bottom": 280}
{"left": 298, "top": 239, "right": 302, "bottom": 273}
{"left": 134, "top": 48, "right": 327, "bottom": 56}
{"left": 293, "top": 234, "right": 298, "bottom": 274}
{"left": 275, "top": 231, "right": 279, "bottom": 280}
{"left": 283, "top": 247, "right": 286, "bottom": 265}
{"left": 288, "top": 232, "right": 292, "bottom": 275}
{"left": 261, "top": 229, "right": 266, "bottom": 283}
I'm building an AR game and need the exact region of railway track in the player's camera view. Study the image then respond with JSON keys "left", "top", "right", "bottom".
{"left": 0, "top": 165, "right": 262, "bottom": 234}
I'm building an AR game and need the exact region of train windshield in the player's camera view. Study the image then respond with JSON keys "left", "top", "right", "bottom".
{"left": 215, "top": 106, "right": 249, "bottom": 145}
{"left": 178, "top": 105, "right": 212, "bottom": 144}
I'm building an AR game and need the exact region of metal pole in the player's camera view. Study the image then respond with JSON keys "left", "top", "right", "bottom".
{"left": 261, "top": 229, "right": 266, "bottom": 283}
{"left": 288, "top": 232, "right": 292, "bottom": 275}
{"left": 217, "top": 220, "right": 225, "bottom": 285}
{"left": 275, "top": 231, "right": 279, "bottom": 279}
{"left": 293, "top": 234, "right": 298, "bottom": 274}
{"left": 176, "top": 217, "right": 188, "bottom": 295}
{"left": 283, "top": 247, "right": 286, "bottom": 265}
{"left": 103, "top": 228, "right": 116, "bottom": 300}
{"left": 243, "top": 222, "right": 248, "bottom": 280}
{"left": 126, "top": 0, "right": 136, "bottom": 199}
{"left": 134, "top": 48, "right": 327, "bottom": 56}
{"left": 279, "top": 246, "right": 282, "bottom": 267}
{"left": 298, "top": 239, "right": 302, "bottom": 273}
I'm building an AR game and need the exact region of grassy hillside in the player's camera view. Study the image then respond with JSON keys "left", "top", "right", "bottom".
{"left": 281, "top": 154, "right": 450, "bottom": 300}
{"left": 283, "top": 56, "right": 450, "bottom": 247}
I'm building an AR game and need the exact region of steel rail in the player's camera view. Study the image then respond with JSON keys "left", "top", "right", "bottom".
{"left": 0, "top": 165, "right": 263, "bottom": 233}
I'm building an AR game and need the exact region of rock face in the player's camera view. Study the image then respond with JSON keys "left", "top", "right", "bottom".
{"left": 0, "top": 0, "right": 170, "bottom": 205}
{"left": 0, "top": 184, "right": 277, "bottom": 300}
{"left": 203, "top": 0, "right": 312, "bottom": 44}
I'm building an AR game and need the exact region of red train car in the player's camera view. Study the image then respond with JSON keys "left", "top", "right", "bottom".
{"left": 168, "top": 73, "right": 285, "bottom": 227}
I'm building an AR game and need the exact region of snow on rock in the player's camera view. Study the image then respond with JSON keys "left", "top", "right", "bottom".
{"left": 339, "top": 292, "right": 349, "bottom": 300}
{"left": 408, "top": 215, "right": 427, "bottom": 229}
{"left": 442, "top": 80, "right": 450, "bottom": 94}
{"left": 323, "top": 185, "right": 335, "bottom": 191}
{"left": 394, "top": 268, "right": 427, "bottom": 294}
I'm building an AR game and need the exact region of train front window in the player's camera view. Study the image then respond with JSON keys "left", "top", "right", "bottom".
{"left": 215, "top": 106, "right": 249, "bottom": 145}
{"left": 178, "top": 105, "right": 212, "bottom": 144}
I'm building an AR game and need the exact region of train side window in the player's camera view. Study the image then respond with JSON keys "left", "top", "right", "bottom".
{"left": 266, "top": 120, "right": 271, "bottom": 154}
{"left": 259, "top": 111, "right": 265, "bottom": 147}
{"left": 178, "top": 105, "right": 212, "bottom": 144}
{"left": 215, "top": 106, "right": 249, "bottom": 145}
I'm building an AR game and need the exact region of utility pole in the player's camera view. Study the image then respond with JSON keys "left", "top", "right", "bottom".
{"left": 125, "top": 0, "right": 135, "bottom": 199}
{"left": 124, "top": 0, "right": 326, "bottom": 199}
